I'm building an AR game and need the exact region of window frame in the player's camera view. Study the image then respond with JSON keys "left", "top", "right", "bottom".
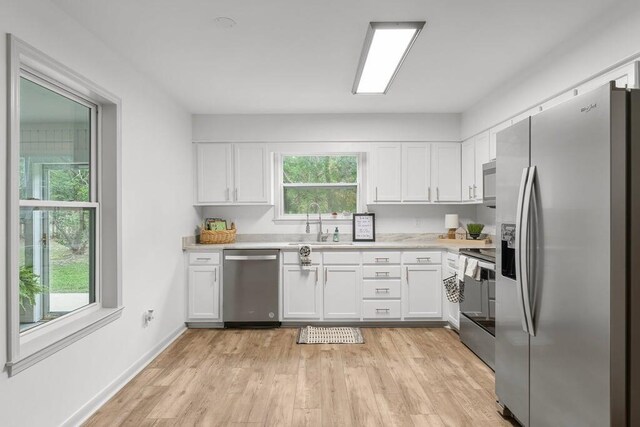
{"left": 6, "top": 35, "right": 123, "bottom": 376}
{"left": 274, "top": 152, "right": 364, "bottom": 221}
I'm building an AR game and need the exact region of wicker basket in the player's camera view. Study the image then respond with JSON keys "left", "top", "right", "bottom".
{"left": 200, "top": 223, "right": 236, "bottom": 244}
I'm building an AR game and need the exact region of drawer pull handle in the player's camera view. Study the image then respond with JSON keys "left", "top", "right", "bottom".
{"left": 375, "top": 272, "right": 390, "bottom": 277}
{"left": 375, "top": 308, "right": 391, "bottom": 313}
{"left": 196, "top": 257, "right": 210, "bottom": 261}
{"left": 375, "top": 257, "right": 389, "bottom": 263}
{"left": 416, "top": 257, "right": 431, "bottom": 263}
{"left": 375, "top": 288, "right": 390, "bottom": 293}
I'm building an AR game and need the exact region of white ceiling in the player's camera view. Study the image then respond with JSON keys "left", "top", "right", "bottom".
{"left": 53, "top": 0, "right": 619, "bottom": 114}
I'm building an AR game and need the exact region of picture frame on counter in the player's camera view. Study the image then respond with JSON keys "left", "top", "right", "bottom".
{"left": 205, "top": 218, "right": 228, "bottom": 231}
{"left": 353, "top": 213, "right": 375, "bottom": 242}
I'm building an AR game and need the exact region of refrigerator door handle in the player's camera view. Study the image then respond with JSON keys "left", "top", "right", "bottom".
{"left": 515, "top": 167, "right": 530, "bottom": 334}
{"left": 520, "top": 166, "right": 537, "bottom": 336}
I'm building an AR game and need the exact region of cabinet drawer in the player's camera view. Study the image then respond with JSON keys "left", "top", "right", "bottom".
{"left": 362, "top": 300, "right": 401, "bottom": 319}
{"left": 282, "top": 250, "right": 321, "bottom": 265}
{"left": 362, "top": 280, "right": 401, "bottom": 299}
{"left": 362, "top": 252, "right": 401, "bottom": 265}
{"left": 363, "top": 266, "right": 401, "bottom": 279}
{"left": 402, "top": 251, "right": 441, "bottom": 264}
{"left": 323, "top": 251, "right": 361, "bottom": 265}
{"left": 189, "top": 252, "right": 220, "bottom": 265}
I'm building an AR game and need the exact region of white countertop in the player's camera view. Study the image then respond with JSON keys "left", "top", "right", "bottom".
{"left": 183, "top": 239, "right": 494, "bottom": 252}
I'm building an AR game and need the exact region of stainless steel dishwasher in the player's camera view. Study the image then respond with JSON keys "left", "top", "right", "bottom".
{"left": 223, "top": 249, "right": 280, "bottom": 328}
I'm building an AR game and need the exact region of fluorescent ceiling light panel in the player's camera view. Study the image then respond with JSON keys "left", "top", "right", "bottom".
{"left": 353, "top": 22, "right": 425, "bottom": 94}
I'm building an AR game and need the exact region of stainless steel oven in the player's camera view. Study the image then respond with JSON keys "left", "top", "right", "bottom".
{"left": 459, "top": 249, "right": 496, "bottom": 369}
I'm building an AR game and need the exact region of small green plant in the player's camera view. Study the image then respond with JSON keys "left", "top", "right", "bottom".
{"left": 467, "top": 223, "right": 485, "bottom": 235}
{"left": 19, "top": 266, "right": 43, "bottom": 310}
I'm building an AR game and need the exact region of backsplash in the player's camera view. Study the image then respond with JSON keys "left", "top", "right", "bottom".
{"left": 198, "top": 204, "right": 489, "bottom": 236}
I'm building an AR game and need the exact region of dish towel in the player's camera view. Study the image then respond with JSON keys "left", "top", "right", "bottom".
{"left": 465, "top": 258, "right": 481, "bottom": 280}
{"left": 458, "top": 255, "right": 468, "bottom": 282}
{"left": 299, "top": 245, "right": 312, "bottom": 266}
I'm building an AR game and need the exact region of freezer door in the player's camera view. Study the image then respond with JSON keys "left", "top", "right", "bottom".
{"left": 529, "top": 84, "right": 613, "bottom": 426}
{"left": 495, "top": 118, "right": 531, "bottom": 426}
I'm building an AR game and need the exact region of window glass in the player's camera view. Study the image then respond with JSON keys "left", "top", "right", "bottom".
{"left": 18, "top": 76, "right": 96, "bottom": 333}
{"left": 19, "top": 77, "right": 91, "bottom": 201}
{"left": 281, "top": 155, "right": 359, "bottom": 215}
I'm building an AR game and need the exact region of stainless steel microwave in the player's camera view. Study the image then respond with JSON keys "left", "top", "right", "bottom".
{"left": 482, "top": 161, "right": 496, "bottom": 208}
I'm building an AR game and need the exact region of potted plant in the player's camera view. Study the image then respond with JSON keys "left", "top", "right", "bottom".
{"left": 20, "top": 266, "right": 43, "bottom": 319}
{"left": 467, "top": 223, "right": 485, "bottom": 240}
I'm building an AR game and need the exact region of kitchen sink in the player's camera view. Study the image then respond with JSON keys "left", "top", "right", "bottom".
{"left": 287, "top": 242, "right": 354, "bottom": 246}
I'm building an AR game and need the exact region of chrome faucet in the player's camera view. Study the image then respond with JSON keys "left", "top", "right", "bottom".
{"left": 306, "top": 202, "right": 328, "bottom": 242}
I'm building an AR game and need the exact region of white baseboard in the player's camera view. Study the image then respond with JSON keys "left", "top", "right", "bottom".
{"left": 61, "top": 324, "right": 187, "bottom": 427}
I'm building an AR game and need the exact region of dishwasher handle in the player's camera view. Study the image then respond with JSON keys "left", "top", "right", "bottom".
{"left": 225, "top": 255, "right": 278, "bottom": 261}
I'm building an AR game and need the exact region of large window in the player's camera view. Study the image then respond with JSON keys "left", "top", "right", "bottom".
{"left": 7, "top": 35, "right": 122, "bottom": 376}
{"left": 18, "top": 76, "right": 97, "bottom": 332}
{"left": 279, "top": 154, "right": 361, "bottom": 217}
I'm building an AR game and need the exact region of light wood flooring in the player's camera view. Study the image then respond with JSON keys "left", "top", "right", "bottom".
{"left": 85, "top": 328, "right": 515, "bottom": 427}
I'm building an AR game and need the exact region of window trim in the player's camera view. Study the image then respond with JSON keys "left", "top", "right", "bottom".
{"left": 274, "top": 152, "right": 365, "bottom": 221}
{"left": 6, "top": 35, "right": 123, "bottom": 376}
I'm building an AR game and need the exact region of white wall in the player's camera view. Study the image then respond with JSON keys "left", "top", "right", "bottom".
{"left": 193, "top": 113, "right": 461, "bottom": 142}
{"left": 0, "top": 1, "right": 198, "bottom": 426}
{"left": 462, "top": 0, "right": 640, "bottom": 138}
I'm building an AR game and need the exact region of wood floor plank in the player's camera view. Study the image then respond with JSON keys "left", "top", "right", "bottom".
{"left": 84, "top": 328, "right": 509, "bottom": 427}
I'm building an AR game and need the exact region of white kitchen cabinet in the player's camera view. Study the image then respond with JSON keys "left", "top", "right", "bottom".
{"left": 195, "top": 142, "right": 270, "bottom": 205}
{"left": 431, "top": 143, "right": 461, "bottom": 202}
{"left": 371, "top": 144, "right": 402, "bottom": 202}
{"left": 196, "top": 143, "right": 233, "bottom": 204}
{"left": 187, "top": 265, "right": 220, "bottom": 320}
{"left": 234, "top": 143, "right": 270, "bottom": 203}
{"left": 489, "top": 121, "right": 510, "bottom": 161}
{"left": 403, "top": 265, "right": 442, "bottom": 318}
{"left": 402, "top": 143, "right": 431, "bottom": 202}
{"left": 461, "top": 138, "right": 475, "bottom": 202}
{"left": 283, "top": 266, "right": 322, "bottom": 319}
{"left": 474, "top": 131, "right": 490, "bottom": 200}
{"left": 324, "top": 266, "right": 361, "bottom": 319}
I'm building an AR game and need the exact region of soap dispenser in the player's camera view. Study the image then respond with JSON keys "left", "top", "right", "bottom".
{"left": 333, "top": 227, "right": 339, "bottom": 242}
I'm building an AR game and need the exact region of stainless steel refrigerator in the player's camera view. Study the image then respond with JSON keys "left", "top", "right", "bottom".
{"left": 495, "top": 82, "right": 640, "bottom": 426}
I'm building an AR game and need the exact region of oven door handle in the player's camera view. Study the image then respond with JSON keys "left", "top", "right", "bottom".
{"left": 515, "top": 167, "right": 530, "bottom": 335}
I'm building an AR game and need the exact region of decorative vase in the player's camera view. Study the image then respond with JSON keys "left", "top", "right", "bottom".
{"left": 469, "top": 233, "right": 481, "bottom": 240}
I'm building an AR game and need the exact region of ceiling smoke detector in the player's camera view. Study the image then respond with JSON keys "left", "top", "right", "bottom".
{"left": 213, "top": 17, "right": 237, "bottom": 29}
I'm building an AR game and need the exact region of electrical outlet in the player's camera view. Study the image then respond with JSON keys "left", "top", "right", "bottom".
{"left": 144, "top": 309, "right": 155, "bottom": 326}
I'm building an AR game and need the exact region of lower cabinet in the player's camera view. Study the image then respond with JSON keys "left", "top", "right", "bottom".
{"left": 282, "top": 266, "right": 322, "bottom": 319}
{"left": 187, "top": 265, "right": 220, "bottom": 320}
{"left": 324, "top": 266, "right": 361, "bottom": 319}
{"left": 403, "top": 265, "right": 442, "bottom": 318}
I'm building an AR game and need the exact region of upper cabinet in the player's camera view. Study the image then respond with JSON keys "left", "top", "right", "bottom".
{"left": 195, "top": 142, "right": 271, "bottom": 205}
{"left": 369, "top": 142, "right": 458, "bottom": 204}
{"left": 402, "top": 143, "right": 431, "bottom": 202}
{"left": 460, "top": 132, "right": 489, "bottom": 203}
{"left": 371, "top": 144, "right": 403, "bottom": 202}
{"left": 431, "top": 143, "right": 461, "bottom": 202}
{"left": 196, "top": 143, "right": 233, "bottom": 204}
{"left": 461, "top": 139, "right": 475, "bottom": 202}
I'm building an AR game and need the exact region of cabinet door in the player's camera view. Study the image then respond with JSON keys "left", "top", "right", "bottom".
{"left": 324, "top": 266, "right": 361, "bottom": 319}
{"left": 474, "top": 132, "right": 490, "bottom": 200}
{"left": 371, "top": 144, "right": 402, "bottom": 202}
{"left": 461, "top": 139, "right": 475, "bottom": 202}
{"left": 403, "top": 265, "right": 442, "bottom": 318}
{"left": 283, "top": 266, "right": 322, "bottom": 319}
{"left": 431, "top": 143, "right": 461, "bottom": 202}
{"left": 196, "top": 143, "right": 233, "bottom": 204}
{"left": 188, "top": 266, "right": 220, "bottom": 320}
{"left": 234, "top": 143, "right": 269, "bottom": 203}
{"left": 402, "top": 143, "right": 431, "bottom": 202}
